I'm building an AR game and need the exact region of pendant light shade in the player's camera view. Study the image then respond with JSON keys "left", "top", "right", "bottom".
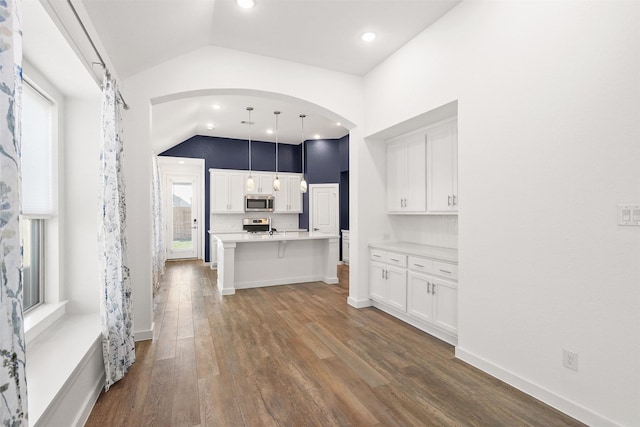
{"left": 245, "top": 107, "right": 255, "bottom": 192}
{"left": 273, "top": 111, "right": 281, "bottom": 191}
{"left": 299, "top": 114, "right": 307, "bottom": 193}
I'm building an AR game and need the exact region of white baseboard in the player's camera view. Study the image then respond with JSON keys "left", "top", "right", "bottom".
{"left": 135, "top": 323, "right": 154, "bottom": 342}
{"left": 455, "top": 347, "right": 619, "bottom": 427}
{"left": 235, "top": 275, "right": 324, "bottom": 289}
{"left": 347, "top": 296, "right": 372, "bottom": 308}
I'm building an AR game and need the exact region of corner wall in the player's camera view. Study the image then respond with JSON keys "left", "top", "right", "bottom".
{"left": 364, "top": 1, "right": 640, "bottom": 425}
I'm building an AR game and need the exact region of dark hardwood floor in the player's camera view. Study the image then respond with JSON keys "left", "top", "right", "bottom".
{"left": 86, "top": 260, "right": 584, "bottom": 427}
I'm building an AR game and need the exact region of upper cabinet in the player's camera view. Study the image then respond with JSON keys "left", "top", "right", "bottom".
{"left": 385, "top": 117, "right": 458, "bottom": 215}
{"left": 386, "top": 133, "right": 427, "bottom": 213}
{"left": 427, "top": 120, "right": 458, "bottom": 214}
{"left": 210, "top": 169, "right": 245, "bottom": 213}
{"left": 247, "top": 172, "right": 274, "bottom": 195}
{"left": 274, "top": 173, "right": 302, "bottom": 213}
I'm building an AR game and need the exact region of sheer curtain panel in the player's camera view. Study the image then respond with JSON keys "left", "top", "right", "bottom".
{"left": 0, "top": 0, "right": 28, "bottom": 423}
{"left": 98, "top": 75, "right": 135, "bottom": 391}
{"left": 151, "top": 155, "right": 165, "bottom": 294}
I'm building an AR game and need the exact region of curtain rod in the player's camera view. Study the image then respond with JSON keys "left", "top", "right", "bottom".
{"left": 66, "top": 0, "right": 130, "bottom": 110}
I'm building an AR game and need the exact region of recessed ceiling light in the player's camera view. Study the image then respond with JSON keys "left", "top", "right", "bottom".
{"left": 266, "top": 129, "right": 273, "bottom": 134}
{"left": 206, "top": 123, "right": 214, "bottom": 130}
{"left": 178, "top": 161, "right": 185, "bottom": 164}
{"left": 336, "top": 122, "right": 342, "bottom": 126}
{"left": 314, "top": 134, "right": 320, "bottom": 139}
{"left": 212, "top": 104, "right": 221, "bottom": 110}
{"left": 361, "top": 32, "right": 376, "bottom": 42}
{"left": 236, "top": 0, "right": 255, "bottom": 9}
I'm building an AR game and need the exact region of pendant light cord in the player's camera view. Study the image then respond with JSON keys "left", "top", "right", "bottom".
{"left": 274, "top": 111, "right": 280, "bottom": 177}
{"left": 300, "top": 114, "right": 306, "bottom": 175}
{"left": 247, "top": 107, "right": 253, "bottom": 176}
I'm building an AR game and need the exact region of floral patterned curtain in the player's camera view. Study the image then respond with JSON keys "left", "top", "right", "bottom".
{"left": 0, "top": 0, "right": 28, "bottom": 423}
{"left": 98, "top": 75, "right": 135, "bottom": 391}
{"left": 151, "top": 155, "right": 165, "bottom": 295}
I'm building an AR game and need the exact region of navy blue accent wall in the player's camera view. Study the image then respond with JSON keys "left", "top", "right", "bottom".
{"left": 160, "top": 135, "right": 301, "bottom": 261}
{"left": 299, "top": 135, "right": 349, "bottom": 241}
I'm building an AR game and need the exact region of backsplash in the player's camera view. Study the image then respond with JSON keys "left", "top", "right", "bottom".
{"left": 389, "top": 215, "right": 458, "bottom": 249}
{"left": 211, "top": 213, "right": 302, "bottom": 232}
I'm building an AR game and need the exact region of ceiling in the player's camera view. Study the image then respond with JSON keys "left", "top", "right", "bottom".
{"left": 26, "top": 0, "right": 461, "bottom": 151}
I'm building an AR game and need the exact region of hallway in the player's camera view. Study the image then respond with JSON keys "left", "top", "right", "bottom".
{"left": 86, "top": 261, "right": 583, "bottom": 426}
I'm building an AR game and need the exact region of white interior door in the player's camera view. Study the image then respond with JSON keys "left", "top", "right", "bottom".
{"left": 309, "top": 184, "right": 339, "bottom": 235}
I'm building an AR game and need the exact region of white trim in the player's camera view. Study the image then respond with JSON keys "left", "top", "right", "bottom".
{"left": 235, "top": 275, "right": 330, "bottom": 289}
{"left": 309, "top": 183, "right": 340, "bottom": 235}
{"left": 455, "top": 348, "right": 620, "bottom": 427}
{"left": 347, "top": 297, "right": 372, "bottom": 308}
{"left": 134, "top": 322, "right": 154, "bottom": 342}
{"left": 24, "top": 301, "right": 68, "bottom": 343}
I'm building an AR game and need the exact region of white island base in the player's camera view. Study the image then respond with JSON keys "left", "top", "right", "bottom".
{"left": 214, "top": 232, "right": 340, "bottom": 295}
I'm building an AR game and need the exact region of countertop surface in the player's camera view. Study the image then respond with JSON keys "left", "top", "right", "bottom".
{"left": 369, "top": 241, "right": 458, "bottom": 263}
{"left": 213, "top": 231, "right": 339, "bottom": 243}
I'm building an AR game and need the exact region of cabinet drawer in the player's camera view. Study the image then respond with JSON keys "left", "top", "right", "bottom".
{"left": 408, "top": 256, "right": 433, "bottom": 274}
{"left": 432, "top": 260, "right": 458, "bottom": 280}
{"left": 370, "top": 248, "right": 387, "bottom": 262}
{"left": 386, "top": 253, "right": 407, "bottom": 268}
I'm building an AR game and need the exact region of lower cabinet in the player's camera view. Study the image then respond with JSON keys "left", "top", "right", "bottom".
{"left": 369, "top": 246, "right": 458, "bottom": 344}
{"left": 407, "top": 272, "right": 457, "bottom": 335}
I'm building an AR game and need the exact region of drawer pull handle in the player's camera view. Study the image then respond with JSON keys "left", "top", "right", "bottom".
{"left": 373, "top": 254, "right": 381, "bottom": 258}
{"left": 427, "top": 282, "right": 431, "bottom": 294}
{"left": 432, "top": 284, "right": 436, "bottom": 295}
{"left": 414, "top": 263, "right": 424, "bottom": 268}
{"left": 439, "top": 269, "right": 451, "bottom": 274}
{"left": 390, "top": 258, "right": 400, "bottom": 262}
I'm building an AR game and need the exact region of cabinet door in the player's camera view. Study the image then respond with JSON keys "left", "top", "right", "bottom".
{"left": 427, "top": 121, "right": 457, "bottom": 213}
{"left": 211, "top": 172, "right": 230, "bottom": 212}
{"left": 404, "top": 136, "right": 427, "bottom": 212}
{"left": 386, "top": 265, "right": 407, "bottom": 312}
{"left": 369, "top": 262, "right": 388, "bottom": 302}
{"left": 273, "top": 175, "right": 288, "bottom": 212}
{"left": 407, "top": 271, "right": 434, "bottom": 324}
{"left": 255, "top": 173, "right": 274, "bottom": 195}
{"left": 287, "top": 175, "right": 302, "bottom": 212}
{"left": 431, "top": 277, "right": 458, "bottom": 334}
{"left": 228, "top": 172, "right": 246, "bottom": 213}
{"left": 386, "top": 142, "right": 406, "bottom": 212}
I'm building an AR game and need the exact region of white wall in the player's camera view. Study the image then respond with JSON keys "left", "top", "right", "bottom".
{"left": 63, "top": 97, "right": 102, "bottom": 314}
{"left": 122, "top": 45, "right": 367, "bottom": 337}
{"left": 364, "top": 1, "right": 640, "bottom": 425}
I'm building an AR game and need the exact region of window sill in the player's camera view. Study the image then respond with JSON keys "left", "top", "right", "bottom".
{"left": 24, "top": 301, "right": 68, "bottom": 344}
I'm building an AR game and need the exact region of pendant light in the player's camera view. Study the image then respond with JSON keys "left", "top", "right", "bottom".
{"left": 273, "top": 111, "right": 281, "bottom": 191}
{"left": 245, "top": 107, "right": 255, "bottom": 192}
{"left": 299, "top": 114, "right": 308, "bottom": 193}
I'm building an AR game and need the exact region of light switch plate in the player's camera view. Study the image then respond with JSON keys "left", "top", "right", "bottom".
{"left": 618, "top": 204, "right": 640, "bottom": 226}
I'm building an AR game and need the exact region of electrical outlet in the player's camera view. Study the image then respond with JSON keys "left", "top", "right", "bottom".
{"left": 563, "top": 349, "right": 578, "bottom": 371}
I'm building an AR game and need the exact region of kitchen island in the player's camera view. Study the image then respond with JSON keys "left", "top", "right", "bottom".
{"left": 213, "top": 231, "right": 340, "bottom": 295}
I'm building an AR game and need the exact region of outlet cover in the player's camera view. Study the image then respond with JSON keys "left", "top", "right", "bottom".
{"left": 563, "top": 349, "right": 578, "bottom": 371}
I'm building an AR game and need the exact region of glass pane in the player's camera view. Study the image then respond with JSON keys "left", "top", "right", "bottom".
{"left": 22, "top": 218, "right": 43, "bottom": 311}
{"left": 172, "top": 182, "right": 193, "bottom": 251}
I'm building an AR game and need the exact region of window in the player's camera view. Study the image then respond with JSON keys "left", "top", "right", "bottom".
{"left": 21, "top": 80, "right": 54, "bottom": 312}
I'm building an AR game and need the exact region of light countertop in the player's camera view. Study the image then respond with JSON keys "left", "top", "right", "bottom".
{"left": 369, "top": 241, "right": 458, "bottom": 263}
{"left": 213, "top": 231, "right": 339, "bottom": 243}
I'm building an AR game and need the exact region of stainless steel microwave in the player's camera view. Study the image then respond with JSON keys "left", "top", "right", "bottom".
{"left": 245, "top": 195, "right": 274, "bottom": 212}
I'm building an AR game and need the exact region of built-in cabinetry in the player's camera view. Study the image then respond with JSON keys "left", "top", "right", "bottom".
{"left": 274, "top": 173, "right": 302, "bottom": 213}
{"left": 210, "top": 170, "right": 245, "bottom": 213}
{"left": 386, "top": 133, "right": 426, "bottom": 213}
{"left": 386, "top": 117, "right": 457, "bottom": 215}
{"left": 249, "top": 172, "right": 274, "bottom": 195}
{"left": 426, "top": 120, "right": 458, "bottom": 214}
{"left": 369, "top": 242, "right": 458, "bottom": 345}
{"left": 341, "top": 230, "right": 350, "bottom": 264}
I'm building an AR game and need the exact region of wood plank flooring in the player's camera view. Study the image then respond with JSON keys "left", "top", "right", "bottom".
{"left": 86, "top": 260, "right": 584, "bottom": 427}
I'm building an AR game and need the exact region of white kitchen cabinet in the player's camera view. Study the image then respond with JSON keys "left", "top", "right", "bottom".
{"left": 386, "top": 132, "right": 427, "bottom": 213}
{"left": 369, "top": 249, "right": 408, "bottom": 312}
{"left": 341, "top": 230, "right": 350, "bottom": 264}
{"left": 407, "top": 255, "right": 458, "bottom": 335}
{"left": 274, "top": 173, "right": 302, "bottom": 213}
{"left": 247, "top": 172, "right": 274, "bottom": 195}
{"left": 427, "top": 120, "right": 458, "bottom": 214}
{"left": 210, "top": 169, "right": 245, "bottom": 213}
{"left": 369, "top": 243, "right": 458, "bottom": 345}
